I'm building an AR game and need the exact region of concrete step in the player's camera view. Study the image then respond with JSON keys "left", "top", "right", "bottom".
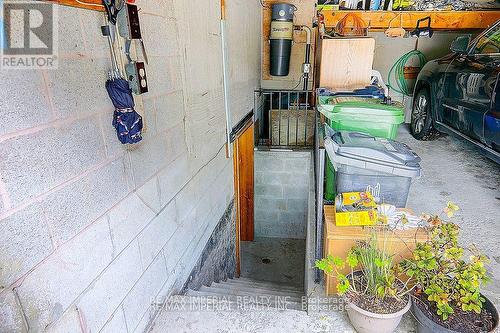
{"left": 211, "top": 282, "right": 303, "bottom": 299}
{"left": 201, "top": 285, "right": 303, "bottom": 303}
{"left": 223, "top": 277, "right": 303, "bottom": 293}
{"left": 185, "top": 290, "right": 303, "bottom": 311}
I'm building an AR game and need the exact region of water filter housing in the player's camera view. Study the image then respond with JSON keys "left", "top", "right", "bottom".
{"left": 269, "top": 4, "right": 295, "bottom": 76}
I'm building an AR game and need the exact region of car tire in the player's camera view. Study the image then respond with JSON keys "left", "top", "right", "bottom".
{"left": 410, "top": 88, "right": 440, "bottom": 141}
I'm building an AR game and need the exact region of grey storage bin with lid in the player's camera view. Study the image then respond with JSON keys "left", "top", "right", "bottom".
{"left": 324, "top": 125, "right": 421, "bottom": 207}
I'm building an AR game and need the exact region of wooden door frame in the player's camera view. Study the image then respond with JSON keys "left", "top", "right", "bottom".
{"left": 232, "top": 117, "right": 254, "bottom": 277}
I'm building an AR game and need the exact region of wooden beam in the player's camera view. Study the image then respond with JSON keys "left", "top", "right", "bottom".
{"left": 321, "top": 10, "right": 500, "bottom": 30}
{"left": 47, "top": 0, "right": 104, "bottom": 12}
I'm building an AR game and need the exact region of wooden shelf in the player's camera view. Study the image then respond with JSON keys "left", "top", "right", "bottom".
{"left": 320, "top": 10, "right": 500, "bottom": 30}
{"left": 47, "top": 0, "right": 104, "bottom": 12}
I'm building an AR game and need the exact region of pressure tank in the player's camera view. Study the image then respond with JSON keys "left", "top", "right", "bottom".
{"left": 269, "top": 3, "right": 295, "bottom": 76}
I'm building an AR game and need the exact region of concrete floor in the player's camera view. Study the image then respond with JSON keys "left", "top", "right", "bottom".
{"left": 240, "top": 237, "right": 305, "bottom": 288}
{"left": 398, "top": 125, "right": 500, "bottom": 304}
{"left": 151, "top": 125, "right": 500, "bottom": 333}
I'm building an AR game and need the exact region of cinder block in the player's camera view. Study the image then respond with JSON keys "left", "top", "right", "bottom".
{"left": 284, "top": 157, "right": 310, "bottom": 173}
{"left": 44, "top": 157, "right": 129, "bottom": 244}
{"left": 132, "top": 309, "right": 154, "bottom": 333}
{"left": 129, "top": 132, "right": 170, "bottom": 186}
{"left": 140, "top": 15, "right": 180, "bottom": 57}
{"left": 136, "top": 176, "right": 162, "bottom": 214}
{"left": 259, "top": 172, "right": 290, "bottom": 186}
{"left": 255, "top": 197, "right": 287, "bottom": 212}
{"left": 164, "top": 125, "right": 188, "bottom": 163}
{"left": 174, "top": 181, "right": 198, "bottom": 225}
{"left": 108, "top": 193, "right": 156, "bottom": 254}
{"left": 46, "top": 57, "right": 111, "bottom": 118}
{"left": 138, "top": 202, "right": 178, "bottom": 269}
{"left": 0, "top": 290, "right": 25, "bottom": 332}
{"left": 97, "top": 112, "right": 128, "bottom": 159}
{"left": 16, "top": 216, "right": 113, "bottom": 332}
{"left": 157, "top": 153, "right": 191, "bottom": 208}
{"left": 0, "top": 116, "right": 106, "bottom": 207}
{"left": 100, "top": 306, "right": 128, "bottom": 333}
{"left": 254, "top": 209, "right": 279, "bottom": 223}
{"left": 0, "top": 69, "right": 52, "bottom": 136}
{"left": 0, "top": 203, "right": 54, "bottom": 288}
{"left": 77, "top": 241, "right": 142, "bottom": 333}
{"left": 79, "top": 10, "right": 111, "bottom": 57}
{"left": 255, "top": 155, "right": 284, "bottom": 171}
{"left": 57, "top": 6, "right": 86, "bottom": 54}
{"left": 255, "top": 184, "right": 283, "bottom": 198}
{"left": 286, "top": 198, "right": 308, "bottom": 213}
{"left": 279, "top": 211, "right": 307, "bottom": 226}
{"left": 141, "top": 98, "right": 157, "bottom": 134}
{"left": 162, "top": 220, "right": 194, "bottom": 274}
{"left": 122, "top": 255, "right": 167, "bottom": 332}
{"left": 145, "top": 56, "right": 172, "bottom": 96}
{"left": 282, "top": 184, "right": 308, "bottom": 200}
{"left": 45, "top": 306, "right": 80, "bottom": 333}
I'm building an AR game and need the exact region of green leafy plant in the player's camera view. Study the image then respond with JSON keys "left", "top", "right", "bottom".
{"left": 316, "top": 233, "right": 408, "bottom": 301}
{"left": 400, "top": 203, "right": 491, "bottom": 321}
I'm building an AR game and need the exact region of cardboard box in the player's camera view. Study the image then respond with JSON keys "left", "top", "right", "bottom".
{"left": 323, "top": 205, "right": 429, "bottom": 296}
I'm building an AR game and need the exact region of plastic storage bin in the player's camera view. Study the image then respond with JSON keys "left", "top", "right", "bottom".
{"left": 318, "top": 96, "right": 405, "bottom": 200}
{"left": 324, "top": 127, "right": 421, "bottom": 208}
{"left": 318, "top": 96, "right": 405, "bottom": 140}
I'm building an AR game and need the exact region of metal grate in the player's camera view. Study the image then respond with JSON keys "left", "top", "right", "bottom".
{"left": 254, "top": 89, "right": 315, "bottom": 149}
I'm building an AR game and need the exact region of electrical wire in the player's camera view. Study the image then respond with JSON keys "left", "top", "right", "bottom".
{"left": 335, "top": 13, "right": 366, "bottom": 36}
{"left": 387, "top": 49, "right": 427, "bottom": 96}
{"left": 288, "top": 74, "right": 306, "bottom": 91}
{"left": 75, "top": 0, "right": 104, "bottom": 7}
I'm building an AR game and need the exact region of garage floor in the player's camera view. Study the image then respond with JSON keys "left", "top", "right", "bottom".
{"left": 398, "top": 125, "right": 500, "bottom": 303}
{"left": 151, "top": 126, "right": 500, "bottom": 333}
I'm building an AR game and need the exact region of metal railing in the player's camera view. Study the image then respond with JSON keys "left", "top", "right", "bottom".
{"left": 254, "top": 89, "right": 315, "bottom": 149}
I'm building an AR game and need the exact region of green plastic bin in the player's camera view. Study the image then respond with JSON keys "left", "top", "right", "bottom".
{"left": 318, "top": 96, "right": 405, "bottom": 201}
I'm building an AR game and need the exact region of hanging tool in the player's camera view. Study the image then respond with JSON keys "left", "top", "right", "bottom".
{"left": 387, "top": 16, "right": 432, "bottom": 96}
{"left": 294, "top": 25, "right": 312, "bottom": 90}
{"left": 385, "top": 13, "right": 406, "bottom": 38}
{"left": 101, "top": 1, "right": 143, "bottom": 144}
{"left": 102, "top": 0, "right": 125, "bottom": 25}
{"left": 101, "top": 8, "right": 122, "bottom": 79}
{"left": 410, "top": 16, "right": 433, "bottom": 38}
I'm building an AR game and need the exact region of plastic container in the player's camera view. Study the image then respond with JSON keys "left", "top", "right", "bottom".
{"left": 324, "top": 127, "right": 421, "bottom": 207}
{"left": 318, "top": 96, "right": 405, "bottom": 201}
{"left": 318, "top": 97, "right": 405, "bottom": 140}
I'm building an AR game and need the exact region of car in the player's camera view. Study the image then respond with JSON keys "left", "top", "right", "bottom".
{"left": 410, "top": 20, "right": 500, "bottom": 164}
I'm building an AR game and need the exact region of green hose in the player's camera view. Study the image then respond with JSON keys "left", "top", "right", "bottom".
{"left": 387, "top": 50, "right": 427, "bottom": 96}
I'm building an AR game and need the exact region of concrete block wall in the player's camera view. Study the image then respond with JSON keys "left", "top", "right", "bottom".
{"left": 254, "top": 151, "right": 312, "bottom": 239}
{"left": 0, "top": 0, "right": 260, "bottom": 332}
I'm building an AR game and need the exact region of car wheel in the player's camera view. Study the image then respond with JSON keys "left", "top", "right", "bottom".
{"left": 410, "top": 88, "right": 439, "bottom": 141}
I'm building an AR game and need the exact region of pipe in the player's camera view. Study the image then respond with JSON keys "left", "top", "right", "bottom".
{"left": 295, "top": 25, "right": 312, "bottom": 91}
{"left": 220, "top": 0, "right": 232, "bottom": 157}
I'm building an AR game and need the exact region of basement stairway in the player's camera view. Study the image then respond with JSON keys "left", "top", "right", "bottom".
{"left": 170, "top": 277, "right": 305, "bottom": 312}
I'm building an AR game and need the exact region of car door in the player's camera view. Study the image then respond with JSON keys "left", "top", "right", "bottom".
{"left": 441, "top": 22, "right": 500, "bottom": 143}
{"left": 484, "top": 72, "right": 500, "bottom": 152}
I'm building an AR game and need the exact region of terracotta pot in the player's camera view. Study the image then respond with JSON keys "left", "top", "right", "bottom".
{"left": 411, "top": 295, "right": 499, "bottom": 333}
{"left": 344, "top": 272, "right": 412, "bottom": 333}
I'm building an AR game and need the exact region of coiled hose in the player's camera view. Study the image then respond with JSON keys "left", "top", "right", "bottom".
{"left": 387, "top": 49, "right": 427, "bottom": 96}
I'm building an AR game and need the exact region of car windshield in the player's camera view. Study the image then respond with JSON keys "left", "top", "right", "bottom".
{"left": 471, "top": 22, "right": 500, "bottom": 55}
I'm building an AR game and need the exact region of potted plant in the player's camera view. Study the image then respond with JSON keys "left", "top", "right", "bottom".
{"left": 316, "top": 234, "right": 412, "bottom": 333}
{"left": 400, "top": 203, "right": 499, "bottom": 333}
